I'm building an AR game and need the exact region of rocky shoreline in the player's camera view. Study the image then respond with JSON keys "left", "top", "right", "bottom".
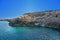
{"left": 0, "top": 10, "right": 60, "bottom": 29}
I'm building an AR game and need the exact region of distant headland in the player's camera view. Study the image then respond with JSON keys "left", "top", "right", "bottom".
{"left": 0, "top": 10, "right": 60, "bottom": 29}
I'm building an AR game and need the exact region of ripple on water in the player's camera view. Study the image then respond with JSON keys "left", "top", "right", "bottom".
{"left": 0, "top": 21, "right": 60, "bottom": 40}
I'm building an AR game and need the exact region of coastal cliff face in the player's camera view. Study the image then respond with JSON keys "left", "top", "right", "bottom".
{"left": 0, "top": 10, "right": 60, "bottom": 29}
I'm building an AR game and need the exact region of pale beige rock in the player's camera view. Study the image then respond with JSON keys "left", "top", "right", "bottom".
{"left": 0, "top": 10, "right": 60, "bottom": 29}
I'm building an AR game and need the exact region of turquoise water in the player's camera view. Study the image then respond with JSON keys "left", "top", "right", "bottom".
{"left": 0, "top": 21, "right": 60, "bottom": 40}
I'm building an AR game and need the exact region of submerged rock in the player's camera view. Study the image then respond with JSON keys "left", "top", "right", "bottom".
{"left": 0, "top": 10, "right": 60, "bottom": 29}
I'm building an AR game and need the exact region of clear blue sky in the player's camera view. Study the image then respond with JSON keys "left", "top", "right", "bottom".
{"left": 0, "top": 0, "right": 60, "bottom": 18}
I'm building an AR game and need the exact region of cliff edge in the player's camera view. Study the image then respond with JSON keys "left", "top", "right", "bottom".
{"left": 0, "top": 10, "right": 60, "bottom": 29}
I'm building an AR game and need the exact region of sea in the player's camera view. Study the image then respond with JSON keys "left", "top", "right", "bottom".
{"left": 0, "top": 21, "right": 60, "bottom": 40}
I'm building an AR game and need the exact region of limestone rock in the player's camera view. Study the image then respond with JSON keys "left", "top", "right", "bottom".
{"left": 0, "top": 10, "right": 60, "bottom": 29}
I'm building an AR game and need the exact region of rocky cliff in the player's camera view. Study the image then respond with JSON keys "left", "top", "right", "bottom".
{"left": 0, "top": 10, "right": 60, "bottom": 29}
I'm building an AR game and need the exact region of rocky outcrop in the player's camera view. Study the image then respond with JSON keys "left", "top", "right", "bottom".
{"left": 0, "top": 10, "right": 60, "bottom": 29}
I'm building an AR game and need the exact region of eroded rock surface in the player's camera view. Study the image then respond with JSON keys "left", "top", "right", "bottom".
{"left": 0, "top": 10, "right": 60, "bottom": 29}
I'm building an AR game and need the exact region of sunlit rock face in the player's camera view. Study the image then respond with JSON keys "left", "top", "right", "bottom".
{"left": 0, "top": 10, "right": 60, "bottom": 29}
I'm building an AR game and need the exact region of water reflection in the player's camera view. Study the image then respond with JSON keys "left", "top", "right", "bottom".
{"left": 0, "top": 21, "right": 60, "bottom": 40}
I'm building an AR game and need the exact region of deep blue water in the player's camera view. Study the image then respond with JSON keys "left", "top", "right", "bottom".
{"left": 0, "top": 21, "right": 60, "bottom": 40}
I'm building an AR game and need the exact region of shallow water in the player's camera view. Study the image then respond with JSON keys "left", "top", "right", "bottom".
{"left": 0, "top": 21, "right": 60, "bottom": 40}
